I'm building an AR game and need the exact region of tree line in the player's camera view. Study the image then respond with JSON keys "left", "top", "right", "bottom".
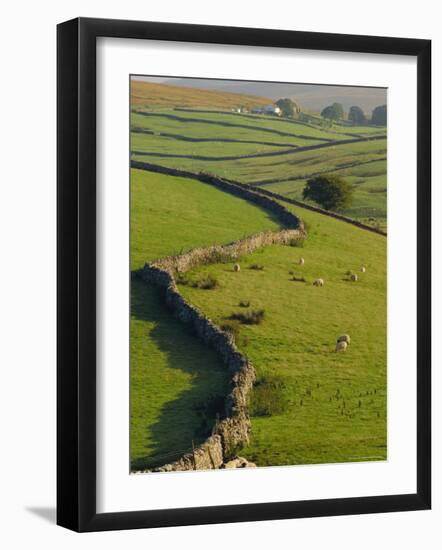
{"left": 320, "top": 102, "right": 387, "bottom": 126}
{"left": 274, "top": 97, "right": 386, "bottom": 126}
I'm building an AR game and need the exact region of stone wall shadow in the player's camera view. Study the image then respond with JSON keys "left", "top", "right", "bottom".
{"left": 130, "top": 279, "right": 228, "bottom": 470}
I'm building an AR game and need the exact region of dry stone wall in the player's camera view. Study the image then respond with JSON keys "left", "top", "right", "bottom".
{"left": 133, "top": 167, "right": 306, "bottom": 472}
{"left": 139, "top": 228, "right": 303, "bottom": 472}
{"left": 244, "top": 184, "right": 387, "bottom": 236}
{"left": 151, "top": 229, "right": 303, "bottom": 275}
{"left": 139, "top": 262, "right": 256, "bottom": 472}
{"left": 131, "top": 160, "right": 303, "bottom": 231}
{"left": 142, "top": 435, "right": 224, "bottom": 473}
{"left": 131, "top": 154, "right": 384, "bottom": 472}
{"left": 131, "top": 159, "right": 386, "bottom": 236}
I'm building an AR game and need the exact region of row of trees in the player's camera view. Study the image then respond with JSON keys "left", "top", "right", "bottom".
{"left": 273, "top": 97, "right": 386, "bottom": 126}
{"left": 320, "top": 102, "right": 387, "bottom": 126}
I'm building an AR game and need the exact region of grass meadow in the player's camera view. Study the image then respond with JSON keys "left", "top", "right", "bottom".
{"left": 179, "top": 204, "right": 387, "bottom": 466}
{"left": 130, "top": 81, "right": 387, "bottom": 471}
{"left": 130, "top": 168, "right": 386, "bottom": 469}
{"left": 130, "top": 107, "right": 387, "bottom": 228}
{"left": 130, "top": 169, "right": 282, "bottom": 468}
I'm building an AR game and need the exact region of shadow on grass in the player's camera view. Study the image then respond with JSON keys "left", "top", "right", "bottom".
{"left": 130, "top": 279, "right": 229, "bottom": 471}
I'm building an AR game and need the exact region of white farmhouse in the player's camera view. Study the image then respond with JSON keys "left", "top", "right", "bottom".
{"left": 232, "top": 106, "right": 249, "bottom": 114}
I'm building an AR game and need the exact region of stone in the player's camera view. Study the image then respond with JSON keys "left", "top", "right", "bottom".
{"left": 222, "top": 456, "right": 257, "bottom": 469}
{"left": 134, "top": 175, "right": 310, "bottom": 473}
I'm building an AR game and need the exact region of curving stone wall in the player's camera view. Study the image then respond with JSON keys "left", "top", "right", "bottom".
{"left": 243, "top": 184, "right": 387, "bottom": 236}
{"left": 131, "top": 160, "right": 303, "bottom": 232}
{"left": 131, "top": 159, "right": 386, "bottom": 236}
{"left": 139, "top": 227, "right": 304, "bottom": 472}
{"left": 132, "top": 172, "right": 306, "bottom": 473}
{"left": 139, "top": 263, "right": 256, "bottom": 472}
{"left": 132, "top": 160, "right": 306, "bottom": 472}
{"left": 131, "top": 154, "right": 384, "bottom": 472}
{"left": 151, "top": 229, "right": 303, "bottom": 274}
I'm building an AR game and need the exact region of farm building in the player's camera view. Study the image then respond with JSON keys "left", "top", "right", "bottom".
{"left": 263, "top": 104, "right": 282, "bottom": 115}
{"left": 232, "top": 106, "right": 248, "bottom": 113}
{"left": 251, "top": 104, "right": 282, "bottom": 116}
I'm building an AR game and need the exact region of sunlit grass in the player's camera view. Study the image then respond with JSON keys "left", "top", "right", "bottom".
{"left": 179, "top": 201, "right": 387, "bottom": 466}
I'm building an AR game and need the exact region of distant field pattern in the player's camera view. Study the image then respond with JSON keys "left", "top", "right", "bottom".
{"left": 130, "top": 93, "right": 387, "bottom": 229}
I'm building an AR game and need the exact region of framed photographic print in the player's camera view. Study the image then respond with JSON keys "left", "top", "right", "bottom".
{"left": 57, "top": 17, "right": 431, "bottom": 532}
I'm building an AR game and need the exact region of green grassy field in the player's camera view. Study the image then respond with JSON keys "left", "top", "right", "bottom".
{"left": 130, "top": 108, "right": 387, "bottom": 228}
{"left": 131, "top": 132, "right": 290, "bottom": 158}
{"left": 132, "top": 109, "right": 345, "bottom": 140}
{"left": 130, "top": 82, "right": 387, "bottom": 471}
{"left": 178, "top": 202, "right": 387, "bottom": 466}
{"left": 260, "top": 159, "right": 387, "bottom": 230}
{"left": 324, "top": 122, "right": 387, "bottom": 136}
{"left": 131, "top": 128, "right": 386, "bottom": 183}
{"left": 299, "top": 112, "right": 387, "bottom": 136}
{"left": 130, "top": 169, "right": 282, "bottom": 270}
{"left": 130, "top": 169, "right": 283, "bottom": 468}
{"left": 131, "top": 111, "right": 329, "bottom": 148}
{"left": 131, "top": 168, "right": 386, "bottom": 469}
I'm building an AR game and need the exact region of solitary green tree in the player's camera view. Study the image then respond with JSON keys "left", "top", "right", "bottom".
{"left": 321, "top": 102, "right": 344, "bottom": 121}
{"left": 276, "top": 98, "right": 300, "bottom": 118}
{"left": 348, "top": 106, "right": 367, "bottom": 125}
{"left": 302, "top": 174, "right": 353, "bottom": 211}
{"left": 371, "top": 104, "right": 387, "bottom": 125}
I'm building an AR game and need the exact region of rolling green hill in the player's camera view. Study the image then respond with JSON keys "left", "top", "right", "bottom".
{"left": 130, "top": 82, "right": 387, "bottom": 471}
{"left": 130, "top": 169, "right": 283, "bottom": 469}
{"left": 131, "top": 167, "right": 386, "bottom": 469}
{"left": 130, "top": 107, "right": 387, "bottom": 229}
{"left": 179, "top": 201, "right": 386, "bottom": 466}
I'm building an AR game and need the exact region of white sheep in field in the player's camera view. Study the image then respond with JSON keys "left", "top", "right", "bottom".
{"left": 313, "top": 278, "right": 324, "bottom": 287}
{"left": 233, "top": 263, "right": 241, "bottom": 272}
{"left": 337, "top": 334, "right": 351, "bottom": 345}
{"left": 350, "top": 273, "right": 358, "bottom": 282}
{"left": 361, "top": 266, "right": 366, "bottom": 273}
{"left": 336, "top": 340, "right": 348, "bottom": 352}
{"left": 299, "top": 257, "right": 305, "bottom": 266}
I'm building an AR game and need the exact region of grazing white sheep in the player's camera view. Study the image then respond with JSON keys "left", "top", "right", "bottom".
{"left": 336, "top": 340, "right": 348, "bottom": 352}
{"left": 361, "top": 266, "right": 366, "bottom": 273}
{"left": 299, "top": 257, "right": 305, "bottom": 266}
{"left": 233, "top": 263, "right": 241, "bottom": 272}
{"left": 350, "top": 273, "right": 358, "bottom": 282}
{"left": 313, "top": 278, "right": 324, "bottom": 287}
{"left": 337, "top": 334, "right": 351, "bottom": 345}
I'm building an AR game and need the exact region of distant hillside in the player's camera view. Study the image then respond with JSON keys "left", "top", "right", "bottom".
{"left": 161, "top": 78, "right": 387, "bottom": 115}
{"left": 131, "top": 79, "right": 272, "bottom": 109}
{"left": 287, "top": 85, "right": 387, "bottom": 115}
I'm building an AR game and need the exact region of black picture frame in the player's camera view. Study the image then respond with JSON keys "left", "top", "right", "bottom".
{"left": 57, "top": 17, "right": 431, "bottom": 532}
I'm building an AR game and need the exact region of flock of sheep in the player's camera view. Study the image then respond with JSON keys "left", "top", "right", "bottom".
{"left": 300, "top": 258, "right": 367, "bottom": 287}
{"left": 232, "top": 256, "right": 367, "bottom": 354}
{"left": 297, "top": 257, "right": 366, "bottom": 352}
